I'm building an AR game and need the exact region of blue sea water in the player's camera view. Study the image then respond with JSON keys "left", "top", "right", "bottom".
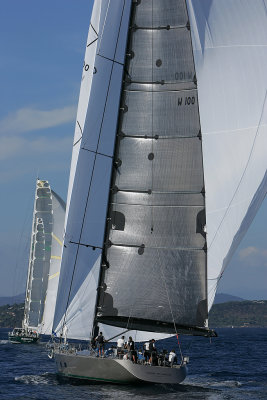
{"left": 1, "top": 327, "right": 267, "bottom": 399}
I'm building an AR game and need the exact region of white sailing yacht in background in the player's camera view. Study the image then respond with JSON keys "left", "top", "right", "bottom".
{"left": 51, "top": 0, "right": 267, "bottom": 384}
{"left": 9, "top": 179, "right": 65, "bottom": 343}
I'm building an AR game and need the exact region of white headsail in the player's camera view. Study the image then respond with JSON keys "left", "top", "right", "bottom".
{"left": 53, "top": 0, "right": 133, "bottom": 340}
{"left": 187, "top": 0, "right": 267, "bottom": 309}
{"left": 40, "top": 190, "right": 66, "bottom": 335}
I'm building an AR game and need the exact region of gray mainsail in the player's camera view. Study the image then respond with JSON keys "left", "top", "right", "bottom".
{"left": 24, "top": 180, "right": 53, "bottom": 329}
{"left": 23, "top": 180, "right": 65, "bottom": 333}
{"left": 96, "top": 0, "right": 208, "bottom": 335}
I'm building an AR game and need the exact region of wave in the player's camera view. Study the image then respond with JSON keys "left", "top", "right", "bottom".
{"left": 210, "top": 380, "right": 242, "bottom": 388}
{"left": 185, "top": 374, "right": 243, "bottom": 389}
{"left": 14, "top": 372, "right": 58, "bottom": 386}
{"left": 0, "top": 340, "right": 9, "bottom": 344}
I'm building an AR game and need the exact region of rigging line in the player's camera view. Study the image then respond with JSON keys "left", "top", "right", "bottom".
{"left": 120, "top": 134, "right": 198, "bottom": 139}
{"left": 90, "top": 23, "right": 98, "bottom": 37}
{"left": 131, "top": 24, "right": 188, "bottom": 31}
{"left": 77, "top": 120, "right": 82, "bottom": 134}
{"left": 73, "top": 137, "right": 82, "bottom": 147}
{"left": 208, "top": 89, "right": 267, "bottom": 252}
{"left": 86, "top": 37, "right": 98, "bottom": 48}
{"left": 97, "top": 53, "right": 124, "bottom": 66}
{"left": 126, "top": 87, "right": 197, "bottom": 93}
{"left": 157, "top": 248, "right": 183, "bottom": 361}
{"left": 106, "top": 329, "right": 130, "bottom": 343}
{"left": 81, "top": 147, "right": 113, "bottom": 159}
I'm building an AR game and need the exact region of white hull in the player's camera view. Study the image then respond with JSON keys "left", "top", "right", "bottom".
{"left": 54, "top": 352, "right": 187, "bottom": 384}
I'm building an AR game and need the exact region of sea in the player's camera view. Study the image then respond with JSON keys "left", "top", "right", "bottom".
{"left": 1, "top": 327, "right": 266, "bottom": 400}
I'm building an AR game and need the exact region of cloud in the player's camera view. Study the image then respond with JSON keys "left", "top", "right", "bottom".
{"left": 238, "top": 246, "right": 267, "bottom": 267}
{"left": 0, "top": 106, "right": 76, "bottom": 135}
{"left": 0, "top": 134, "right": 72, "bottom": 161}
{"left": 239, "top": 246, "right": 259, "bottom": 258}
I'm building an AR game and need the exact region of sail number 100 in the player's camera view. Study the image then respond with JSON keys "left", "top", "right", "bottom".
{"left": 178, "top": 96, "right": 195, "bottom": 106}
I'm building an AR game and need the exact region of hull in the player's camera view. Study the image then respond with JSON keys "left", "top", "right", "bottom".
{"left": 54, "top": 352, "right": 187, "bottom": 384}
{"left": 8, "top": 333, "right": 39, "bottom": 344}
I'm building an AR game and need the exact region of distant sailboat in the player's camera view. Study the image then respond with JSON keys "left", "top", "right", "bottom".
{"left": 51, "top": 0, "right": 267, "bottom": 384}
{"left": 9, "top": 180, "right": 65, "bottom": 344}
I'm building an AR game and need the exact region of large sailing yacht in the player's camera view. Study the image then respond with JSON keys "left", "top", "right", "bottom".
{"left": 9, "top": 180, "right": 65, "bottom": 343}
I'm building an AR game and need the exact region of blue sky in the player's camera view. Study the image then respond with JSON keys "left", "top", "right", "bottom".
{"left": 0, "top": 1, "right": 266, "bottom": 301}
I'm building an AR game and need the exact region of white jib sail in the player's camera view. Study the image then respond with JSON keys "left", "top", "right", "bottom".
{"left": 187, "top": 0, "right": 267, "bottom": 309}
{"left": 53, "top": 0, "right": 133, "bottom": 340}
{"left": 40, "top": 190, "right": 66, "bottom": 335}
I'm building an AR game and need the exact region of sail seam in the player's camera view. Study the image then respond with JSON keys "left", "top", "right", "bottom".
{"left": 69, "top": 240, "right": 103, "bottom": 250}
{"left": 119, "top": 134, "right": 199, "bottom": 139}
{"left": 131, "top": 25, "right": 187, "bottom": 31}
{"left": 111, "top": 203, "right": 204, "bottom": 208}
{"left": 125, "top": 88, "right": 197, "bottom": 93}
{"left": 114, "top": 189, "right": 203, "bottom": 194}
{"left": 109, "top": 244, "right": 204, "bottom": 251}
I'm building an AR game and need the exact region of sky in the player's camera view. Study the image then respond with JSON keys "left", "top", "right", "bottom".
{"left": 0, "top": 1, "right": 266, "bottom": 301}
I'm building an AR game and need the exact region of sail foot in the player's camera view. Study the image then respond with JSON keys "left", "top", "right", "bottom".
{"left": 96, "top": 315, "right": 217, "bottom": 338}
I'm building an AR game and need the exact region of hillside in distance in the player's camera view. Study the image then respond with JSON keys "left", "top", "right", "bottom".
{"left": 1, "top": 300, "right": 267, "bottom": 328}
{"left": 213, "top": 293, "right": 245, "bottom": 304}
{"left": 0, "top": 293, "right": 24, "bottom": 306}
{"left": 209, "top": 300, "right": 267, "bottom": 327}
{"left": 0, "top": 303, "right": 24, "bottom": 328}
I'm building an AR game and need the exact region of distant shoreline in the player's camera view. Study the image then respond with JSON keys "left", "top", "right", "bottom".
{"left": 1, "top": 300, "right": 267, "bottom": 329}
